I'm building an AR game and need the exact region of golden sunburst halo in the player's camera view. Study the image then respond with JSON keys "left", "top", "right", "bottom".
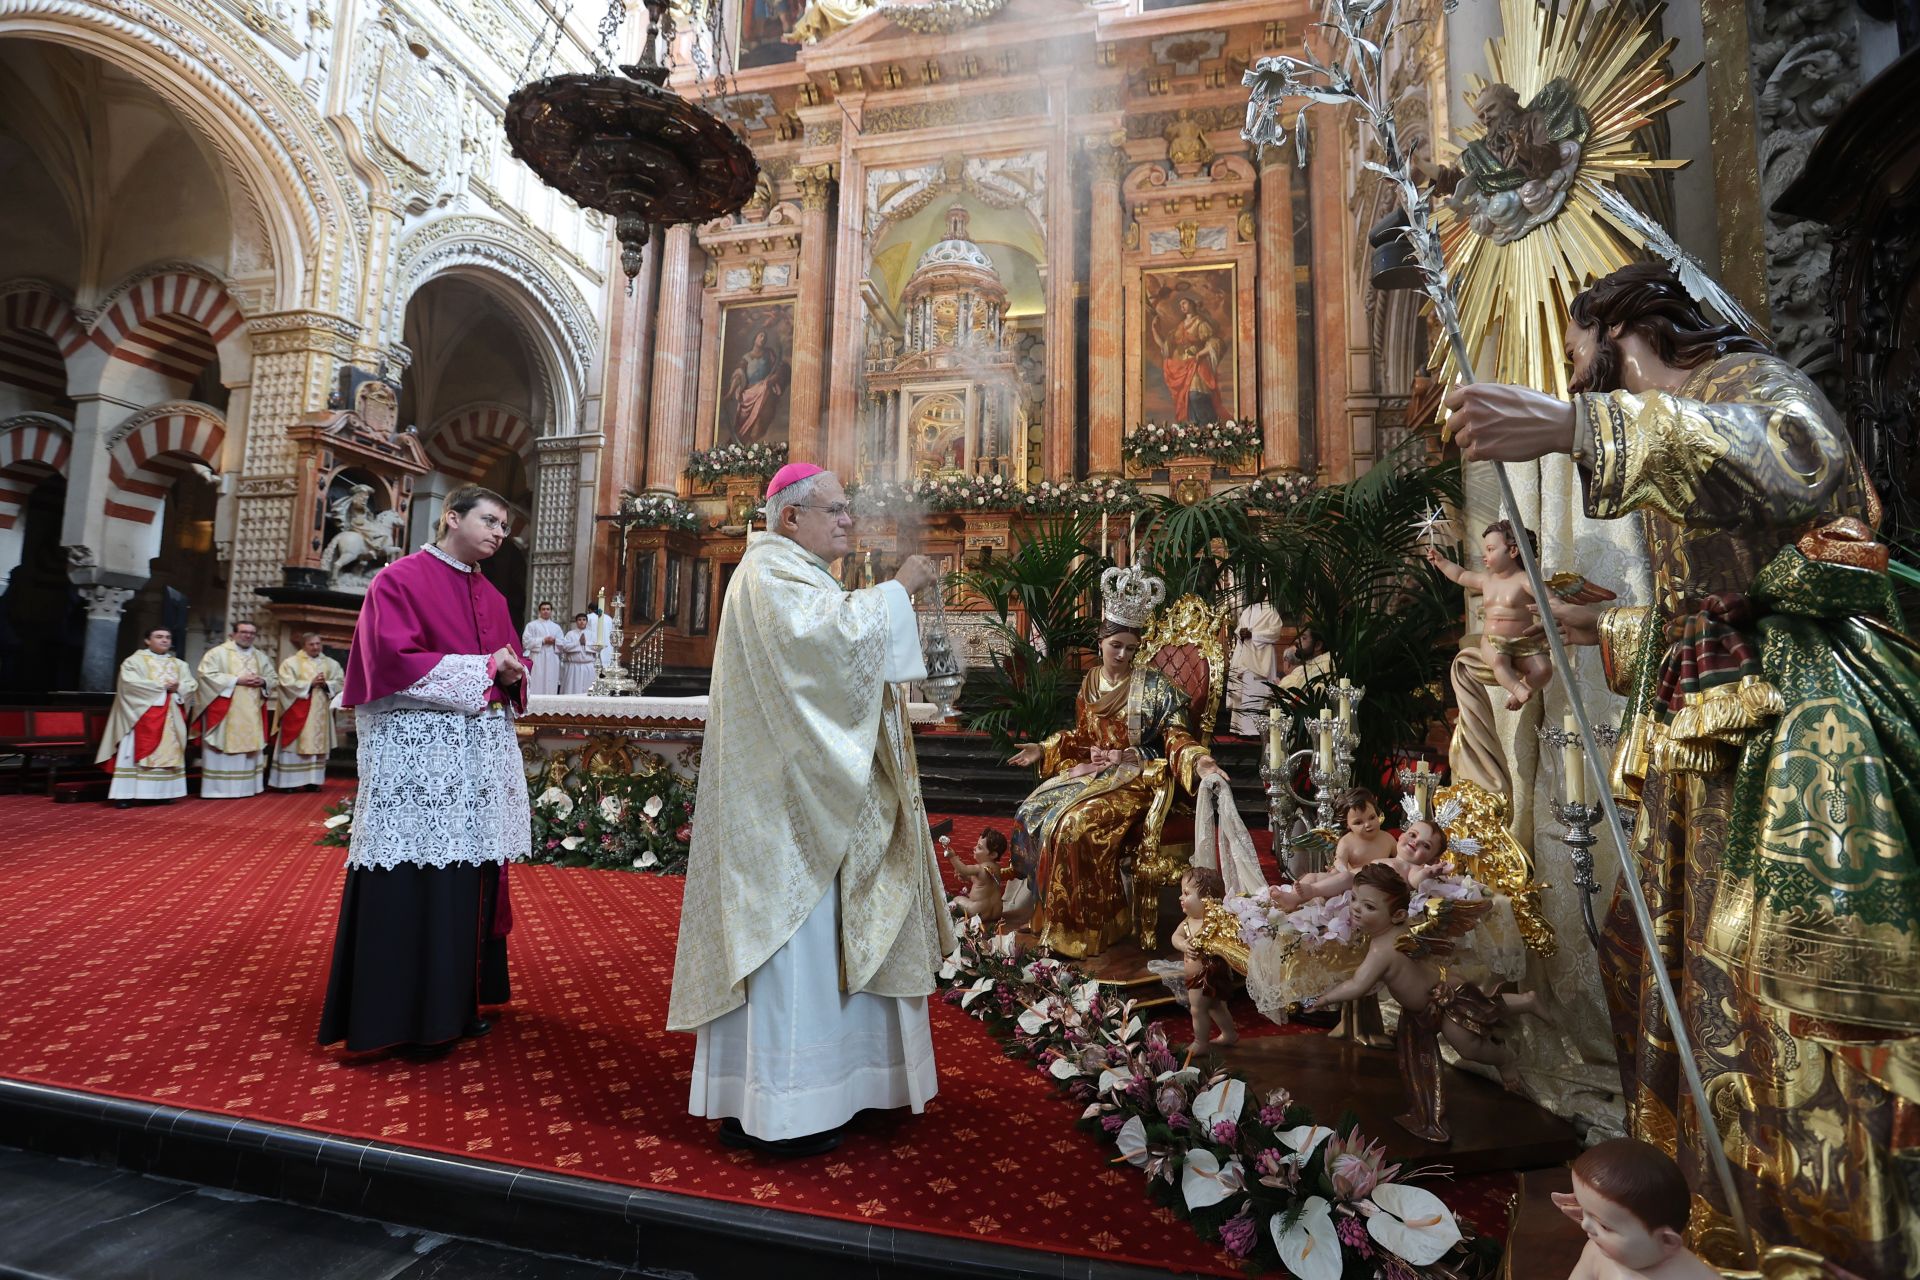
{"left": 1433, "top": 0, "right": 1696, "bottom": 398}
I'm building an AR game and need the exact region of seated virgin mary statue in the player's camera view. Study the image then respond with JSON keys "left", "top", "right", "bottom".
{"left": 1008, "top": 565, "right": 1221, "bottom": 958}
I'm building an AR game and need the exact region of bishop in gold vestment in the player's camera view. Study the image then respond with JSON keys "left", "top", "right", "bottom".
{"left": 1448, "top": 264, "right": 1919, "bottom": 1274}
{"left": 668, "top": 467, "right": 953, "bottom": 1153}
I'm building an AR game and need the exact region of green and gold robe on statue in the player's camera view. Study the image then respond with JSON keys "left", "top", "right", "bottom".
{"left": 1013, "top": 665, "right": 1208, "bottom": 959}
{"left": 1578, "top": 351, "right": 1920, "bottom": 1274}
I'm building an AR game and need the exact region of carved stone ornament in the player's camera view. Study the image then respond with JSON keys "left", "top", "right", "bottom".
{"left": 352, "top": 9, "right": 462, "bottom": 212}
{"left": 1164, "top": 108, "right": 1216, "bottom": 178}
{"left": 319, "top": 482, "right": 404, "bottom": 593}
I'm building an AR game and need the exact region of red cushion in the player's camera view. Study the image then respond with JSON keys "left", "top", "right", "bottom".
{"left": 0, "top": 711, "right": 26, "bottom": 737}
{"left": 32, "top": 711, "right": 86, "bottom": 737}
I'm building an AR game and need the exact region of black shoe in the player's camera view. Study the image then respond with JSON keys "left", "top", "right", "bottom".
{"left": 463, "top": 1018, "right": 492, "bottom": 1038}
{"left": 718, "top": 1117, "right": 841, "bottom": 1157}
{"left": 112, "top": 800, "right": 132, "bottom": 809}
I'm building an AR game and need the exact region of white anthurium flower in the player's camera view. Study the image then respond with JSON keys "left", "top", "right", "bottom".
{"left": 1154, "top": 1066, "right": 1202, "bottom": 1088}
{"left": 323, "top": 813, "right": 350, "bottom": 829}
{"left": 1020, "top": 961, "right": 1043, "bottom": 982}
{"left": 560, "top": 835, "right": 584, "bottom": 851}
{"left": 537, "top": 787, "right": 573, "bottom": 817}
{"left": 1270, "top": 1196, "right": 1342, "bottom": 1280}
{"left": 1081, "top": 1101, "right": 1105, "bottom": 1121}
{"left": 1097, "top": 1066, "right": 1134, "bottom": 1096}
{"left": 1048, "top": 1056, "right": 1082, "bottom": 1079}
{"left": 1114, "top": 1015, "right": 1144, "bottom": 1043}
{"left": 1276, "top": 1123, "right": 1335, "bottom": 1163}
{"left": 1070, "top": 980, "right": 1101, "bottom": 1013}
{"left": 635, "top": 851, "right": 658, "bottom": 869}
{"left": 1114, "top": 1116, "right": 1150, "bottom": 1167}
{"left": 1192, "top": 1078, "right": 1247, "bottom": 1134}
{"left": 1367, "top": 1182, "right": 1462, "bottom": 1265}
{"left": 989, "top": 931, "right": 1019, "bottom": 958}
{"left": 1180, "top": 1149, "right": 1245, "bottom": 1211}
{"left": 643, "top": 794, "right": 664, "bottom": 819}
{"left": 1016, "top": 1006, "right": 1053, "bottom": 1036}
{"left": 599, "top": 796, "right": 624, "bottom": 823}
{"left": 959, "top": 977, "right": 994, "bottom": 1009}
{"left": 938, "top": 951, "right": 966, "bottom": 981}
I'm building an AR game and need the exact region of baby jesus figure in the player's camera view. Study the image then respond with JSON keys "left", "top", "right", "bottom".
{"left": 1427, "top": 519, "right": 1551, "bottom": 710}
{"left": 1171, "top": 866, "right": 1237, "bottom": 1056}
{"left": 945, "top": 828, "right": 1009, "bottom": 923}
{"left": 1555, "top": 1139, "right": 1720, "bottom": 1279}
{"left": 1304, "top": 862, "right": 1544, "bottom": 1141}
{"left": 1274, "top": 809, "right": 1451, "bottom": 909}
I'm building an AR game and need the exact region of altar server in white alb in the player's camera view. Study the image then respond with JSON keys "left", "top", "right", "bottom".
{"left": 556, "top": 611, "right": 598, "bottom": 695}
{"left": 195, "top": 620, "right": 276, "bottom": 798}
{"left": 668, "top": 462, "right": 952, "bottom": 1158}
{"left": 97, "top": 627, "right": 196, "bottom": 807}
{"left": 520, "top": 602, "right": 564, "bottom": 697}
{"left": 268, "top": 633, "right": 344, "bottom": 790}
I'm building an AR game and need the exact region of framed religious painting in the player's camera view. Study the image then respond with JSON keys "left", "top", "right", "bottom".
{"left": 712, "top": 298, "right": 796, "bottom": 449}
{"left": 1139, "top": 262, "right": 1240, "bottom": 424}
{"left": 664, "top": 552, "right": 683, "bottom": 623}
{"left": 690, "top": 560, "right": 713, "bottom": 636}
{"left": 736, "top": 0, "right": 802, "bottom": 67}
{"left": 632, "top": 553, "right": 655, "bottom": 625}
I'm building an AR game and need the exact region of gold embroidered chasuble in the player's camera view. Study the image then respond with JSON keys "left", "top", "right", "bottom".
{"left": 275, "top": 652, "right": 345, "bottom": 755}
{"left": 667, "top": 533, "right": 954, "bottom": 1033}
{"left": 195, "top": 641, "right": 277, "bottom": 755}
{"left": 94, "top": 649, "right": 196, "bottom": 769}
{"left": 1015, "top": 665, "right": 1207, "bottom": 958}
{"left": 1575, "top": 352, "right": 1917, "bottom": 1272}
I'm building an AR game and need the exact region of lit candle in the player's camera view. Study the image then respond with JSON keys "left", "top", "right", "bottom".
{"left": 1563, "top": 713, "right": 1587, "bottom": 808}
{"left": 1317, "top": 710, "right": 1335, "bottom": 774}
{"left": 1267, "top": 708, "right": 1284, "bottom": 771}
{"left": 1414, "top": 759, "right": 1434, "bottom": 816}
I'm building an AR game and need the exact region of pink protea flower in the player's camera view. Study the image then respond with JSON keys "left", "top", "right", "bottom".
{"left": 1218, "top": 1210, "right": 1258, "bottom": 1258}
{"left": 1324, "top": 1130, "right": 1401, "bottom": 1201}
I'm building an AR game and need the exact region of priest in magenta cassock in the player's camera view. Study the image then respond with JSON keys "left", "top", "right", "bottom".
{"left": 667, "top": 463, "right": 952, "bottom": 1157}
{"left": 318, "top": 484, "right": 531, "bottom": 1053}
{"left": 97, "top": 627, "right": 196, "bottom": 807}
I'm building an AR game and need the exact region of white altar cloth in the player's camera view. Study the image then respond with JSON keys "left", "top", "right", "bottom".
{"left": 524, "top": 693, "right": 943, "bottom": 723}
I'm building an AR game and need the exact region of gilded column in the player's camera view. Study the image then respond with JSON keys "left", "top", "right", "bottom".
{"left": 788, "top": 164, "right": 836, "bottom": 467}
{"left": 644, "top": 224, "right": 703, "bottom": 494}
{"left": 1044, "top": 117, "right": 1079, "bottom": 479}
{"left": 1085, "top": 135, "right": 1127, "bottom": 477}
{"left": 824, "top": 138, "right": 867, "bottom": 479}
{"left": 230, "top": 311, "right": 361, "bottom": 646}
{"left": 1308, "top": 136, "right": 1350, "bottom": 481}
{"left": 1256, "top": 148, "right": 1302, "bottom": 473}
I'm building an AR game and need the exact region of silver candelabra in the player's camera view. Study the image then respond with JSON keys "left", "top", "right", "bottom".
{"left": 1537, "top": 720, "right": 1622, "bottom": 946}
{"left": 1260, "top": 686, "right": 1364, "bottom": 879}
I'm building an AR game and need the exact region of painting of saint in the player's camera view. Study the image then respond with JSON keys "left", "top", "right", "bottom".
{"left": 737, "top": 0, "right": 802, "bottom": 68}
{"left": 1142, "top": 264, "right": 1237, "bottom": 423}
{"left": 714, "top": 300, "right": 794, "bottom": 447}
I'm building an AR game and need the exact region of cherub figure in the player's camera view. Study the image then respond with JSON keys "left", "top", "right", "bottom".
{"left": 1304, "top": 863, "right": 1544, "bottom": 1140}
{"left": 1554, "top": 1139, "right": 1719, "bottom": 1279}
{"left": 1427, "top": 519, "right": 1552, "bottom": 710}
{"left": 1171, "top": 866, "right": 1237, "bottom": 1054}
{"left": 1271, "top": 786, "right": 1400, "bottom": 908}
{"left": 945, "top": 829, "right": 1009, "bottom": 923}
{"left": 1275, "top": 808, "right": 1453, "bottom": 909}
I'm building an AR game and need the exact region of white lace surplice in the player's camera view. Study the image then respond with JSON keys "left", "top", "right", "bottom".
{"left": 348, "top": 653, "right": 531, "bottom": 871}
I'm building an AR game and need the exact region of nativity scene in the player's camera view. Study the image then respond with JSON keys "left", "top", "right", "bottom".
{"left": 0, "top": 0, "right": 1913, "bottom": 1273}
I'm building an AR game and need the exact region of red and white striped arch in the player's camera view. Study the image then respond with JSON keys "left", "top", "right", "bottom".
{"left": 0, "top": 414, "right": 72, "bottom": 532}
{"left": 90, "top": 272, "right": 246, "bottom": 392}
{"left": 104, "top": 405, "right": 226, "bottom": 528}
{"left": 424, "top": 404, "right": 534, "bottom": 482}
{"left": 0, "top": 284, "right": 85, "bottom": 404}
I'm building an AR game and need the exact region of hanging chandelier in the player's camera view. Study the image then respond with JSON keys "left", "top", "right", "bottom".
{"left": 504, "top": 0, "right": 759, "bottom": 283}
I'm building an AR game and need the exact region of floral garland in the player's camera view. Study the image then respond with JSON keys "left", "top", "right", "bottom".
{"left": 618, "top": 491, "right": 700, "bottom": 533}
{"left": 684, "top": 440, "right": 787, "bottom": 489}
{"left": 1125, "top": 419, "right": 1262, "bottom": 469}
{"left": 844, "top": 474, "right": 1146, "bottom": 517}
{"left": 1239, "top": 472, "right": 1318, "bottom": 513}
{"left": 1016, "top": 475, "right": 1145, "bottom": 516}
{"left": 314, "top": 772, "right": 697, "bottom": 876}
{"left": 938, "top": 915, "right": 1497, "bottom": 1277}
{"left": 529, "top": 768, "right": 697, "bottom": 874}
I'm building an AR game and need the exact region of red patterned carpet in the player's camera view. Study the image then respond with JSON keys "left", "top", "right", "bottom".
{"left": 0, "top": 784, "right": 1506, "bottom": 1274}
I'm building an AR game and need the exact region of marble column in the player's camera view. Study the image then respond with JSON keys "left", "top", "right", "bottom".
{"left": 1085, "top": 135, "right": 1127, "bottom": 477}
{"left": 1044, "top": 116, "right": 1079, "bottom": 479}
{"left": 1256, "top": 149, "right": 1302, "bottom": 473}
{"left": 78, "top": 584, "right": 136, "bottom": 692}
{"left": 788, "top": 164, "right": 837, "bottom": 467}
{"left": 644, "top": 225, "right": 703, "bottom": 494}
{"left": 824, "top": 144, "right": 867, "bottom": 479}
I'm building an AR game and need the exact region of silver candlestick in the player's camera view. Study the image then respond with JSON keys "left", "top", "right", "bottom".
{"left": 1537, "top": 720, "right": 1621, "bottom": 947}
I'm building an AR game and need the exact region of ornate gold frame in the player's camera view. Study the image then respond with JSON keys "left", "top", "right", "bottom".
{"left": 1135, "top": 593, "right": 1235, "bottom": 743}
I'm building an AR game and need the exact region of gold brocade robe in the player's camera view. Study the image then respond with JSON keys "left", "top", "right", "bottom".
{"left": 666, "top": 533, "right": 954, "bottom": 1032}
{"left": 275, "top": 651, "right": 344, "bottom": 756}
{"left": 1577, "top": 353, "right": 1915, "bottom": 1273}
{"left": 195, "top": 641, "right": 276, "bottom": 755}
{"left": 1014, "top": 666, "right": 1207, "bottom": 958}
{"left": 94, "top": 649, "right": 196, "bottom": 770}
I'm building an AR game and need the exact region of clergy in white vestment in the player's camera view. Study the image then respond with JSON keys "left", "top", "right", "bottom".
{"left": 96, "top": 628, "right": 196, "bottom": 807}
{"left": 195, "top": 621, "right": 276, "bottom": 798}
{"left": 1228, "top": 601, "right": 1283, "bottom": 736}
{"left": 668, "top": 463, "right": 953, "bottom": 1158}
{"left": 268, "top": 633, "right": 344, "bottom": 790}
{"left": 1277, "top": 625, "right": 1333, "bottom": 692}
{"left": 557, "top": 612, "right": 598, "bottom": 695}
{"left": 521, "top": 602, "right": 564, "bottom": 696}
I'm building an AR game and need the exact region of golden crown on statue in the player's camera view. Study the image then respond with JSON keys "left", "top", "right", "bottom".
{"left": 1100, "top": 563, "right": 1166, "bottom": 631}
